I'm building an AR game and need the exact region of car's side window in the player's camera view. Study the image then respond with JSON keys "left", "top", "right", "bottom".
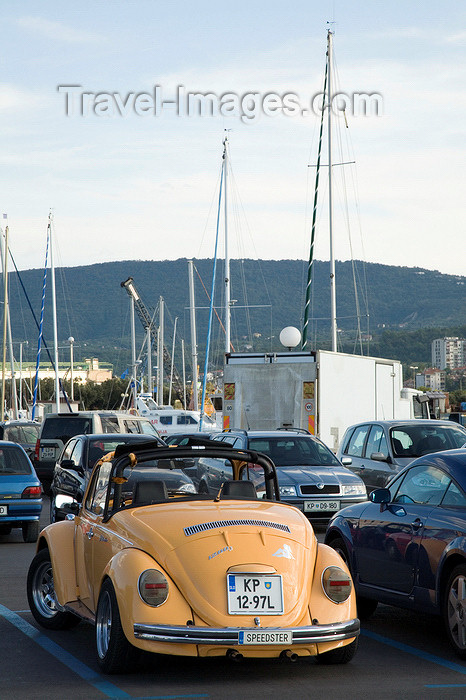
{"left": 100, "top": 415, "right": 119, "bottom": 433}
{"left": 160, "top": 416, "right": 173, "bottom": 425}
{"left": 345, "top": 425, "right": 369, "bottom": 457}
{"left": 123, "top": 419, "right": 140, "bottom": 433}
{"left": 441, "top": 481, "right": 466, "bottom": 508}
{"left": 365, "top": 425, "right": 388, "bottom": 459}
{"left": 393, "top": 465, "right": 450, "bottom": 506}
{"left": 61, "top": 439, "right": 77, "bottom": 461}
{"left": 87, "top": 462, "right": 113, "bottom": 515}
{"left": 70, "top": 440, "right": 84, "bottom": 467}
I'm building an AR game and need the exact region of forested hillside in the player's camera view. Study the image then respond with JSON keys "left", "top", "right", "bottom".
{"left": 8, "top": 258, "right": 466, "bottom": 371}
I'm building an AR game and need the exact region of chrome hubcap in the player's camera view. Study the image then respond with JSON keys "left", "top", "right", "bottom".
{"left": 32, "top": 561, "right": 59, "bottom": 618}
{"left": 447, "top": 574, "right": 466, "bottom": 650}
{"left": 96, "top": 590, "right": 112, "bottom": 658}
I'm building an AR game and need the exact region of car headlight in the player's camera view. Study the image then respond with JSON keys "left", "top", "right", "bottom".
{"left": 177, "top": 482, "right": 196, "bottom": 493}
{"left": 341, "top": 483, "right": 366, "bottom": 496}
{"left": 322, "top": 566, "right": 352, "bottom": 603}
{"left": 279, "top": 486, "right": 297, "bottom": 497}
{"left": 138, "top": 570, "right": 169, "bottom": 607}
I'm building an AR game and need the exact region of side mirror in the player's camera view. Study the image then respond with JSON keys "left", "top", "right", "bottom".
{"left": 370, "top": 452, "right": 389, "bottom": 463}
{"left": 62, "top": 499, "right": 80, "bottom": 515}
{"left": 341, "top": 456, "right": 352, "bottom": 465}
{"left": 369, "top": 488, "right": 391, "bottom": 504}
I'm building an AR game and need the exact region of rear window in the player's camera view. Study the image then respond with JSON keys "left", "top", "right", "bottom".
{"left": 41, "top": 417, "right": 92, "bottom": 441}
{"left": 0, "top": 446, "right": 32, "bottom": 475}
{"left": 248, "top": 436, "right": 340, "bottom": 467}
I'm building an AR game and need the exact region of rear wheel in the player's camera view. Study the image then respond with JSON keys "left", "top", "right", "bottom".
{"left": 443, "top": 564, "right": 466, "bottom": 658}
{"left": 22, "top": 521, "right": 39, "bottom": 543}
{"left": 27, "top": 549, "right": 80, "bottom": 630}
{"left": 95, "top": 578, "right": 139, "bottom": 673}
{"left": 316, "top": 638, "right": 358, "bottom": 664}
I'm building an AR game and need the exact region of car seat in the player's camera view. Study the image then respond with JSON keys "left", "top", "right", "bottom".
{"left": 221, "top": 480, "right": 257, "bottom": 499}
{"left": 132, "top": 480, "right": 168, "bottom": 504}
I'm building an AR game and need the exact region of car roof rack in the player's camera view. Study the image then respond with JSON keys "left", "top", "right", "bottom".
{"left": 276, "top": 427, "right": 311, "bottom": 434}
{"left": 223, "top": 428, "right": 248, "bottom": 435}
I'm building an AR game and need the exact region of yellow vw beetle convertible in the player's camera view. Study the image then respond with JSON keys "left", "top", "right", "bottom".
{"left": 27, "top": 441, "right": 359, "bottom": 673}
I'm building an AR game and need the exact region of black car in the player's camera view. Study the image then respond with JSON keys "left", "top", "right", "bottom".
{"left": 198, "top": 429, "right": 367, "bottom": 523}
{"left": 325, "top": 449, "right": 466, "bottom": 658}
{"left": 50, "top": 433, "right": 168, "bottom": 521}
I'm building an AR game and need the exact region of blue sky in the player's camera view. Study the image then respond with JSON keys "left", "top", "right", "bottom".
{"left": 1, "top": 1, "right": 465, "bottom": 275}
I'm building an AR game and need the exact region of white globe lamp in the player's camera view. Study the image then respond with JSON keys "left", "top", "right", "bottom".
{"left": 279, "top": 326, "right": 301, "bottom": 350}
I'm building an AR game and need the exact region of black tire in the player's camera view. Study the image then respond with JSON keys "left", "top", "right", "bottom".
{"left": 27, "top": 549, "right": 81, "bottom": 630}
{"left": 95, "top": 578, "right": 140, "bottom": 674}
{"left": 50, "top": 497, "right": 58, "bottom": 524}
{"left": 356, "top": 596, "right": 378, "bottom": 620}
{"left": 329, "top": 537, "right": 350, "bottom": 567}
{"left": 316, "top": 638, "right": 358, "bottom": 664}
{"left": 0, "top": 525, "right": 12, "bottom": 536}
{"left": 443, "top": 564, "right": 466, "bottom": 659}
{"left": 22, "top": 521, "right": 39, "bottom": 543}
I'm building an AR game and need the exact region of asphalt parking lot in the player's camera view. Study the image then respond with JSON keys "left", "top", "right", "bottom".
{"left": 1, "top": 502, "right": 466, "bottom": 699}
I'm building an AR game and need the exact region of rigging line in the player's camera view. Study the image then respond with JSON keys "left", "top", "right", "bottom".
{"left": 302, "top": 55, "right": 328, "bottom": 350}
{"left": 8, "top": 238, "right": 72, "bottom": 413}
{"left": 31, "top": 224, "right": 50, "bottom": 421}
{"left": 193, "top": 263, "right": 234, "bottom": 351}
{"left": 196, "top": 162, "right": 224, "bottom": 259}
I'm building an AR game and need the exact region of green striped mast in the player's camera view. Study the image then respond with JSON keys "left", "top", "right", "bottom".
{"left": 302, "top": 51, "right": 328, "bottom": 350}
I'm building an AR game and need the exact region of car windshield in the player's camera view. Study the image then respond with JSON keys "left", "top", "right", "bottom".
{"left": 248, "top": 436, "right": 340, "bottom": 467}
{"left": 0, "top": 446, "right": 32, "bottom": 475}
{"left": 87, "top": 438, "right": 158, "bottom": 468}
{"left": 390, "top": 424, "right": 466, "bottom": 458}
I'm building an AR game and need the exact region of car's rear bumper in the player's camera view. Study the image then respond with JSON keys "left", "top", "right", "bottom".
{"left": 134, "top": 618, "right": 360, "bottom": 645}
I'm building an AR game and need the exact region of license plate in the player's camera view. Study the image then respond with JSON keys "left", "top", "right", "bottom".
{"left": 41, "top": 447, "right": 55, "bottom": 459}
{"left": 0, "top": 505, "right": 7, "bottom": 516}
{"left": 304, "top": 500, "right": 340, "bottom": 512}
{"left": 238, "top": 629, "right": 292, "bottom": 645}
{"left": 227, "top": 574, "right": 284, "bottom": 615}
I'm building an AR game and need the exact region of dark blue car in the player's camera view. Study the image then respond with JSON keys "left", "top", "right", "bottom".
{"left": 0, "top": 441, "right": 42, "bottom": 542}
{"left": 325, "top": 449, "right": 466, "bottom": 658}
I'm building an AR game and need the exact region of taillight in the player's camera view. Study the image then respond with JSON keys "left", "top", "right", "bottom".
{"left": 322, "top": 566, "right": 352, "bottom": 603}
{"left": 22, "top": 485, "right": 42, "bottom": 499}
{"left": 138, "top": 570, "right": 169, "bottom": 607}
{"left": 34, "top": 439, "right": 40, "bottom": 461}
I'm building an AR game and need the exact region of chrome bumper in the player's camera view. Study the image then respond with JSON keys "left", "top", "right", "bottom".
{"left": 133, "top": 618, "right": 360, "bottom": 645}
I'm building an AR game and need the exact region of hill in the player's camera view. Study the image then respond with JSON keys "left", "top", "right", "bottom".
{"left": 8, "top": 259, "right": 466, "bottom": 371}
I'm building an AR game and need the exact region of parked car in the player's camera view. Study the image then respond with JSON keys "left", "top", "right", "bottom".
{"left": 198, "top": 430, "right": 367, "bottom": 523}
{"left": 325, "top": 449, "right": 466, "bottom": 658}
{"left": 27, "top": 442, "right": 359, "bottom": 673}
{"left": 0, "top": 420, "right": 41, "bottom": 459}
{"left": 337, "top": 419, "right": 466, "bottom": 493}
{"left": 34, "top": 410, "right": 161, "bottom": 490}
{"left": 49, "top": 433, "right": 167, "bottom": 522}
{"left": 0, "top": 441, "right": 42, "bottom": 542}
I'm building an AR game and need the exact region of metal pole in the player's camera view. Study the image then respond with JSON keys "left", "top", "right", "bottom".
{"left": 158, "top": 297, "right": 164, "bottom": 406}
{"left": 327, "top": 30, "right": 338, "bottom": 352}
{"left": 130, "top": 296, "right": 137, "bottom": 410}
{"left": 181, "top": 338, "right": 186, "bottom": 410}
{"left": 68, "top": 337, "right": 74, "bottom": 401}
{"left": 147, "top": 327, "right": 152, "bottom": 396}
{"left": 168, "top": 316, "right": 178, "bottom": 407}
{"left": 188, "top": 260, "right": 199, "bottom": 411}
{"left": 49, "top": 214, "right": 60, "bottom": 412}
{"left": 223, "top": 135, "right": 231, "bottom": 354}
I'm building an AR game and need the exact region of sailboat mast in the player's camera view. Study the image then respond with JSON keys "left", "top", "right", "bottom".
{"left": 188, "top": 260, "right": 199, "bottom": 411}
{"left": 49, "top": 214, "right": 60, "bottom": 413}
{"left": 327, "top": 29, "right": 338, "bottom": 352}
{"left": 223, "top": 134, "right": 231, "bottom": 355}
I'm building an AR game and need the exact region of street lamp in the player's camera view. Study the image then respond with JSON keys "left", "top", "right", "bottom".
{"left": 409, "top": 365, "right": 418, "bottom": 387}
{"left": 68, "top": 337, "right": 75, "bottom": 401}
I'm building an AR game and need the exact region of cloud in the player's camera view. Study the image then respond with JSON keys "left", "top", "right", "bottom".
{"left": 17, "top": 16, "right": 105, "bottom": 44}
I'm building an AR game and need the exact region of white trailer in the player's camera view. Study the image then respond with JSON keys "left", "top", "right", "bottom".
{"left": 222, "top": 350, "right": 429, "bottom": 451}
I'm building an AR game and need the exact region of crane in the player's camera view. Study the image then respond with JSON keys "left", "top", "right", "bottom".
{"left": 120, "top": 277, "right": 183, "bottom": 400}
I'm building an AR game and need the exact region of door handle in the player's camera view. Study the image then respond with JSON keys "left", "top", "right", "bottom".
{"left": 411, "top": 518, "right": 422, "bottom": 530}
{"left": 87, "top": 527, "right": 94, "bottom": 540}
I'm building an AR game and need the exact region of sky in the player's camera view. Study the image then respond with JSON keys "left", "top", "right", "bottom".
{"left": 1, "top": 1, "right": 466, "bottom": 276}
